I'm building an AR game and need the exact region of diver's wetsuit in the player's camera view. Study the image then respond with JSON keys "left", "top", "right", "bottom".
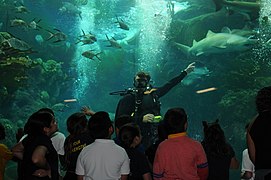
{"left": 115, "top": 71, "right": 187, "bottom": 148}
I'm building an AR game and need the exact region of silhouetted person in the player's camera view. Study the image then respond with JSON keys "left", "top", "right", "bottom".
{"left": 202, "top": 119, "right": 239, "bottom": 180}
{"left": 247, "top": 86, "right": 271, "bottom": 180}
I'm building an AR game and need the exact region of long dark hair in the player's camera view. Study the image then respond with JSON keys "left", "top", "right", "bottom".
{"left": 202, "top": 120, "right": 231, "bottom": 157}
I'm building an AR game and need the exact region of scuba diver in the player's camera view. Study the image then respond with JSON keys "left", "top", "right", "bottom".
{"left": 114, "top": 62, "right": 195, "bottom": 148}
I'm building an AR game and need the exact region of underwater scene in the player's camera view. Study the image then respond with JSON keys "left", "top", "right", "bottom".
{"left": 0, "top": 0, "right": 271, "bottom": 179}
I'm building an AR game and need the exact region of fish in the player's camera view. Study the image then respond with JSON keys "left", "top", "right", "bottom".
{"left": 76, "top": 29, "right": 97, "bottom": 45}
{"left": 212, "top": 0, "right": 260, "bottom": 20}
{"left": 76, "top": 38, "right": 95, "bottom": 45}
{"left": 115, "top": 16, "right": 129, "bottom": 30}
{"left": 0, "top": 22, "right": 3, "bottom": 30}
{"left": 174, "top": 30, "right": 257, "bottom": 56}
{"left": 221, "top": 26, "right": 257, "bottom": 38}
{"left": 46, "top": 28, "right": 67, "bottom": 43}
{"left": 82, "top": 50, "right": 102, "bottom": 61}
{"left": 59, "top": 2, "right": 82, "bottom": 19}
{"left": 105, "top": 34, "right": 122, "bottom": 48}
{"left": 14, "top": 4, "right": 30, "bottom": 13}
{"left": 10, "top": 18, "right": 28, "bottom": 28}
{"left": 28, "top": 18, "right": 42, "bottom": 30}
{"left": 79, "top": 29, "right": 97, "bottom": 42}
{"left": 51, "top": 103, "right": 69, "bottom": 112}
{"left": 182, "top": 63, "right": 210, "bottom": 85}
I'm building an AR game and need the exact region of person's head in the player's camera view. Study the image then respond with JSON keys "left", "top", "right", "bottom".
{"left": 24, "top": 108, "right": 57, "bottom": 134}
{"left": 88, "top": 111, "right": 113, "bottom": 139}
{"left": 0, "top": 123, "right": 6, "bottom": 140}
{"left": 202, "top": 119, "right": 225, "bottom": 141}
{"left": 256, "top": 86, "right": 271, "bottom": 113}
{"left": 26, "top": 111, "right": 57, "bottom": 137}
{"left": 133, "top": 71, "right": 151, "bottom": 89}
{"left": 115, "top": 115, "right": 132, "bottom": 136}
{"left": 67, "top": 112, "right": 88, "bottom": 135}
{"left": 37, "top": 107, "right": 55, "bottom": 116}
{"left": 163, "top": 107, "right": 188, "bottom": 135}
{"left": 119, "top": 123, "right": 142, "bottom": 148}
{"left": 202, "top": 119, "right": 229, "bottom": 156}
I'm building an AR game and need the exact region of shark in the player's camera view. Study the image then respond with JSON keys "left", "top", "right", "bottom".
{"left": 174, "top": 30, "right": 257, "bottom": 56}
{"left": 212, "top": 0, "right": 260, "bottom": 20}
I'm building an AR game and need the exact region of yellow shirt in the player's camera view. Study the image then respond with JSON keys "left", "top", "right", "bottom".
{"left": 0, "top": 144, "right": 13, "bottom": 180}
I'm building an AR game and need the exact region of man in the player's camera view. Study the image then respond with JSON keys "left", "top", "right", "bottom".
{"left": 115, "top": 62, "right": 195, "bottom": 147}
{"left": 76, "top": 111, "right": 130, "bottom": 180}
{"left": 153, "top": 107, "right": 208, "bottom": 180}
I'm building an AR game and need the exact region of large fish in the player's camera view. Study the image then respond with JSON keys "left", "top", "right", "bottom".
{"left": 174, "top": 30, "right": 257, "bottom": 56}
{"left": 182, "top": 65, "right": 210, "bottom": 85}
{"left": 59, "top": 2, "right": 82, "bottom": 19}
{"left": 212, "top": 0, "right": 260, "bottom": 20}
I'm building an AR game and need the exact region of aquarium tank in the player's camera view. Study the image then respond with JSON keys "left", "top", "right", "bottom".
{"left": 0, "top": 0, "right": 271, "bottom": 179}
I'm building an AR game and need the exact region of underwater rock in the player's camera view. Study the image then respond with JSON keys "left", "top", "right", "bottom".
{"left": 40, "top": 90, "right": 50, "bottom": 102}
{"left": 0, "top": 118, "right": 17, "bottom": 148}
{"left": 173, "top": 5, "right": 214, "bottom": 21}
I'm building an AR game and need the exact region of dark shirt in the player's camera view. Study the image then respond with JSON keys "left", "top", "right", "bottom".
{"left": 145, "top": 140, "right": 163, "bottom": 165}
{"left": 202, "top": 143, "right": 234, "bottom": 180}
{"left": 22, "top": 134, "right": 59, "bottom": 180}
{"left": 125, "top": 148, "right": 151, "bottom": 180}
{"left": 63, "top": 130, "right": 93, "bottom": 180}
{"left": 249, "top": 111, "right": 271, "bottom": 170}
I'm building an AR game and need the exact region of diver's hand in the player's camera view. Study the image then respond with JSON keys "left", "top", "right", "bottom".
{"left": 143, "top": 114, "right": 155, "bottom": 123}
{"left": 81, "top": 106, "right": 95, "bottom": 116}
{"left": 184, "top": 62, "right": 195, "bottom": 74}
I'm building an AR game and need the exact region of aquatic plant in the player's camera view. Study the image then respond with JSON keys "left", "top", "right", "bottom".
{"left": 0, "top": 57, "right": 35, "bottom": 94}
{"left": 0, "top": 118, "right": 17, "bottom": 148}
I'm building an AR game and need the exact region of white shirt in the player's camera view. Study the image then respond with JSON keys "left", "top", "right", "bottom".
{"left": 241, "top": 149, "right": 255, "bottom": 180}
{"left": 76, "top": 139, "right": 130, "bottom": 180}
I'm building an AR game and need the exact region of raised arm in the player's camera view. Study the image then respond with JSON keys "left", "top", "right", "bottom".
{"left": 156, "top": 62, "right": 195, "bottom": 97}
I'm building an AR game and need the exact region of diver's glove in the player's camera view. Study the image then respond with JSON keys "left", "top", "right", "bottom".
{"left": 143, "top": 114, "right": 155, "bottom": 123}
{"left": 143, "top": 114, "right": 162, "bottom": 123}
{"left": 184, "top": 62, "right": 195, "bottom": 74}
